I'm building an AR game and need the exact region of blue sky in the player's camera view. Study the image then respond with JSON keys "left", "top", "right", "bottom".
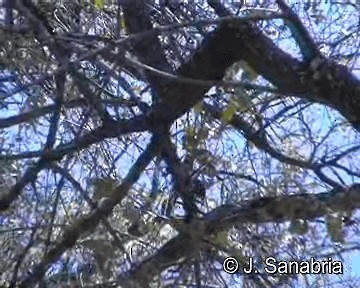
{"left": 2, "top": 0, "right": 360, "bottom": 286}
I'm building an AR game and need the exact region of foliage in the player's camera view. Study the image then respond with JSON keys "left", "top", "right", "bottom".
{"left": 1, "top": 0, "right": 360, "bottom": 287}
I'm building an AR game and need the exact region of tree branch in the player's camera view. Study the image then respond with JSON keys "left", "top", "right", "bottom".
{"left": 121, "top": 0, "right": 172, "bottom": 94}
{"left": 19, "top": 135, "right": 161, "bottom": 288}
{"left": 122, "top": 184, "right": 360, "bottom": 285}
{"left": 0, "top": 117, "right": 149, "bottom": 210}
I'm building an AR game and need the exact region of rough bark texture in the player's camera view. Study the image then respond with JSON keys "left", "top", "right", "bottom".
{"left": 5, "top": 1, "right": 360, "bottom": 287}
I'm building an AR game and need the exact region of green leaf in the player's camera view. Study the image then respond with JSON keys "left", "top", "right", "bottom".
{"left": 193, "top": 101, "right": 204, "bottom": 115}
{"left": 238, "top": 60, "right": 258, "bottom": 81}
{"left": 233, "top": 87, "right": 253, "bottom": 112}
{"left": 91, "top": 177, "right": 118, "bottom": 201}
{"left": 212, "top": 231, "right": 229, "bottom": 246}
{"left": 326, "top": 214, "right": 344, "bottom": 243}
{"left": 221, "top": 100, "right": 238, "bottom": 123}
{"left": 184, "top": 127, "right": 197, "bottom": 149}
{"left": 289, "top": 220, "right": 308, "bottom": 235}
{"left": 95, "top": 0, "right": 105, "bottom": 9}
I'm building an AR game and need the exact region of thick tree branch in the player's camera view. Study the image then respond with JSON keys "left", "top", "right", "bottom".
{"left": 144, "top": 17, "right": 360, "bottom": 131}
{"left": 123, "top": 184, "right": 360, "bottom": 285}
{"left": 209, "top": 184, "right": 360, "bottom": 229}
{"left": 121, "top": 0, "right": 172, "bottom": 91}
{"left": 276, "top": 0, "right": 321, "bottom": 62}
{"left": 203, "top": 21, "right": 360, "bottom": 130}
{"left": 7, "top": 3, "right": 360, "bottom": 286}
